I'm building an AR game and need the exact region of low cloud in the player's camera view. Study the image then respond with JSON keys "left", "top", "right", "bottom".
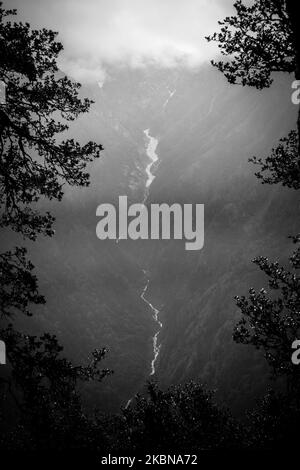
{"left": 9, "top": 0, "right": 234, "bottom": 83}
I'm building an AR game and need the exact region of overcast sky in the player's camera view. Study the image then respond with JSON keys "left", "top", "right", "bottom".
{"left": 7, "top": 0, "right": 235, "bottom": 83}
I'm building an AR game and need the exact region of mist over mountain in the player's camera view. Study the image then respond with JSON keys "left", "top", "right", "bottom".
{"left": 9, "top": 63, "right": 297, "bottom": 413}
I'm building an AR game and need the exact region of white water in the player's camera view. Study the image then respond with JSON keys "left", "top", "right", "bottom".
{"left": 141, "top": 279, "right": 162, "bottom": 376}
{"left": 144, "top": 128, "right": 158, "bottom": 188}
{"left": 142, "top": 129, "right": 162, "bottom": 376}
{"left": 143, "top": 128, "right": 159, "bottom": 203}
{"left": 125, "top": 129, "right": 162, "bottom": 408}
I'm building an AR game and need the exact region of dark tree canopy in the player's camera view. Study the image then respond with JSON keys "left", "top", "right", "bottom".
{"left": 0, "top": 325, "right": 112, "bottom": 451}
{"left": 247, "top": 389, "right": 300, "bottom": 449}
{"left": 0, "top": 3, "right": 110, "bottom": 450}
{"left": 0, "top": 2, "right": 103, "bottom": 319}
{"left": 0, "top": 3, "right": 103, "bottom": 240}
{"left": 250, "top": 130, "right": 300, "bottom": 190}
{"left": 208, "top": 2, "right": 300, "bottom": 430}
{"left": 0, "top": 247, "right": 45, "bottom": 318}
{"left": 233, "top": 236, "right": 300, "bottom": 390}
{"left": 210, "top": 2, "right": 300, "bottom": 383}
{"left": 108, "top": 381, "right": 243, "bottom": 453}
{"left": 206, "top": 0, "right": 295, "bottom": 89}
{"left": 206, "top": 0, "right": 300, "bottom": 159}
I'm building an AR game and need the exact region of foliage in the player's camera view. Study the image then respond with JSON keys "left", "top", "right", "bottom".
{"left": 247, "top": 389, "right": 300, "bottom": 449}
{"left": 0, "top": 2, "right": 110, "bottom": 452}
{"left": 108, "top": 381, "right": 244, "bottom": 453}
{"left": 0, "top": 247, "right": 45, "bottom": 318}
{"left": 0, "top": 3, "right": 103, "bottom": 240}
{"left": 208, "top": 0, "right": 300, "bottom": 451}
{"left": 208, "top": 0, "right": 300, "bottom": 391}
{"left": 249, "top": 130, "right": 300, "bottom": 190}
{"left": 206, "top": 0, "right": 295, "bottom": 89}
{"left": 206, "top": 0, "right": 300, "bottom": 161}
{"left": 233, "top": 236, "right": 300, "bottom": 389}
{"left": 0, "top": 325, "right": 111, "bottom": 451}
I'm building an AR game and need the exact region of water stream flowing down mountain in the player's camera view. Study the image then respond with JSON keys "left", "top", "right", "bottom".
{"left": 141, "top": 277, "right": 163, "bottom": 376}
{"left": 143, "top": 128, "right": 159, "bottom": 203}
{"left": 141, "top": 129, "right": 162, "bottom": 376}
{"left": 125, "top": 129, "right": 161, "bottom": 408}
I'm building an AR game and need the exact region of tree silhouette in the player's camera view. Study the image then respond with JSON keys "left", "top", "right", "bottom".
{"left": 0, "top": 4, "right": 102, "bottom": 239}
{"left": 249, "top": 130, "right": 300, "bottom": 190}
{"left": 0, "top": 326, "right": 111, "bottom": 451}
{"left": 0, "top": 247, "right": 44, "bottom": 318}
{"left": 208, "top": 0, "right": 300, "bottom": 450}
{"left": 0, "top": 3, "right": 110, "bottom": 451}
{"left": 208, "top": 0, "right": 300, "bottom": 388}
{"left": 206, "top": 0, "right": 295, "bottom": 89}
{"left": 206, "top": 0, "right": 300, "bottom": 158}
{"left": 234, "top": 235, "right": 300, "bottom": 393}
{"left": 108, "top": 381, "right": 244, "bottom": 454}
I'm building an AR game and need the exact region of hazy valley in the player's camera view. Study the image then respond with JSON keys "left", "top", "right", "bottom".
{"left": 9, "top": 63, "right": 298, "bottom": 413}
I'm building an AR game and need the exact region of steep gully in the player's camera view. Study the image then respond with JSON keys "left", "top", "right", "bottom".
{"left": 125, "top": 129, "right": 162, "bottom": 407}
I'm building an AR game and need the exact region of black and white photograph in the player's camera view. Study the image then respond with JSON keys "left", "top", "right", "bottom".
{"left": 0, "top": 0, "right": 299, "bottom": 464}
